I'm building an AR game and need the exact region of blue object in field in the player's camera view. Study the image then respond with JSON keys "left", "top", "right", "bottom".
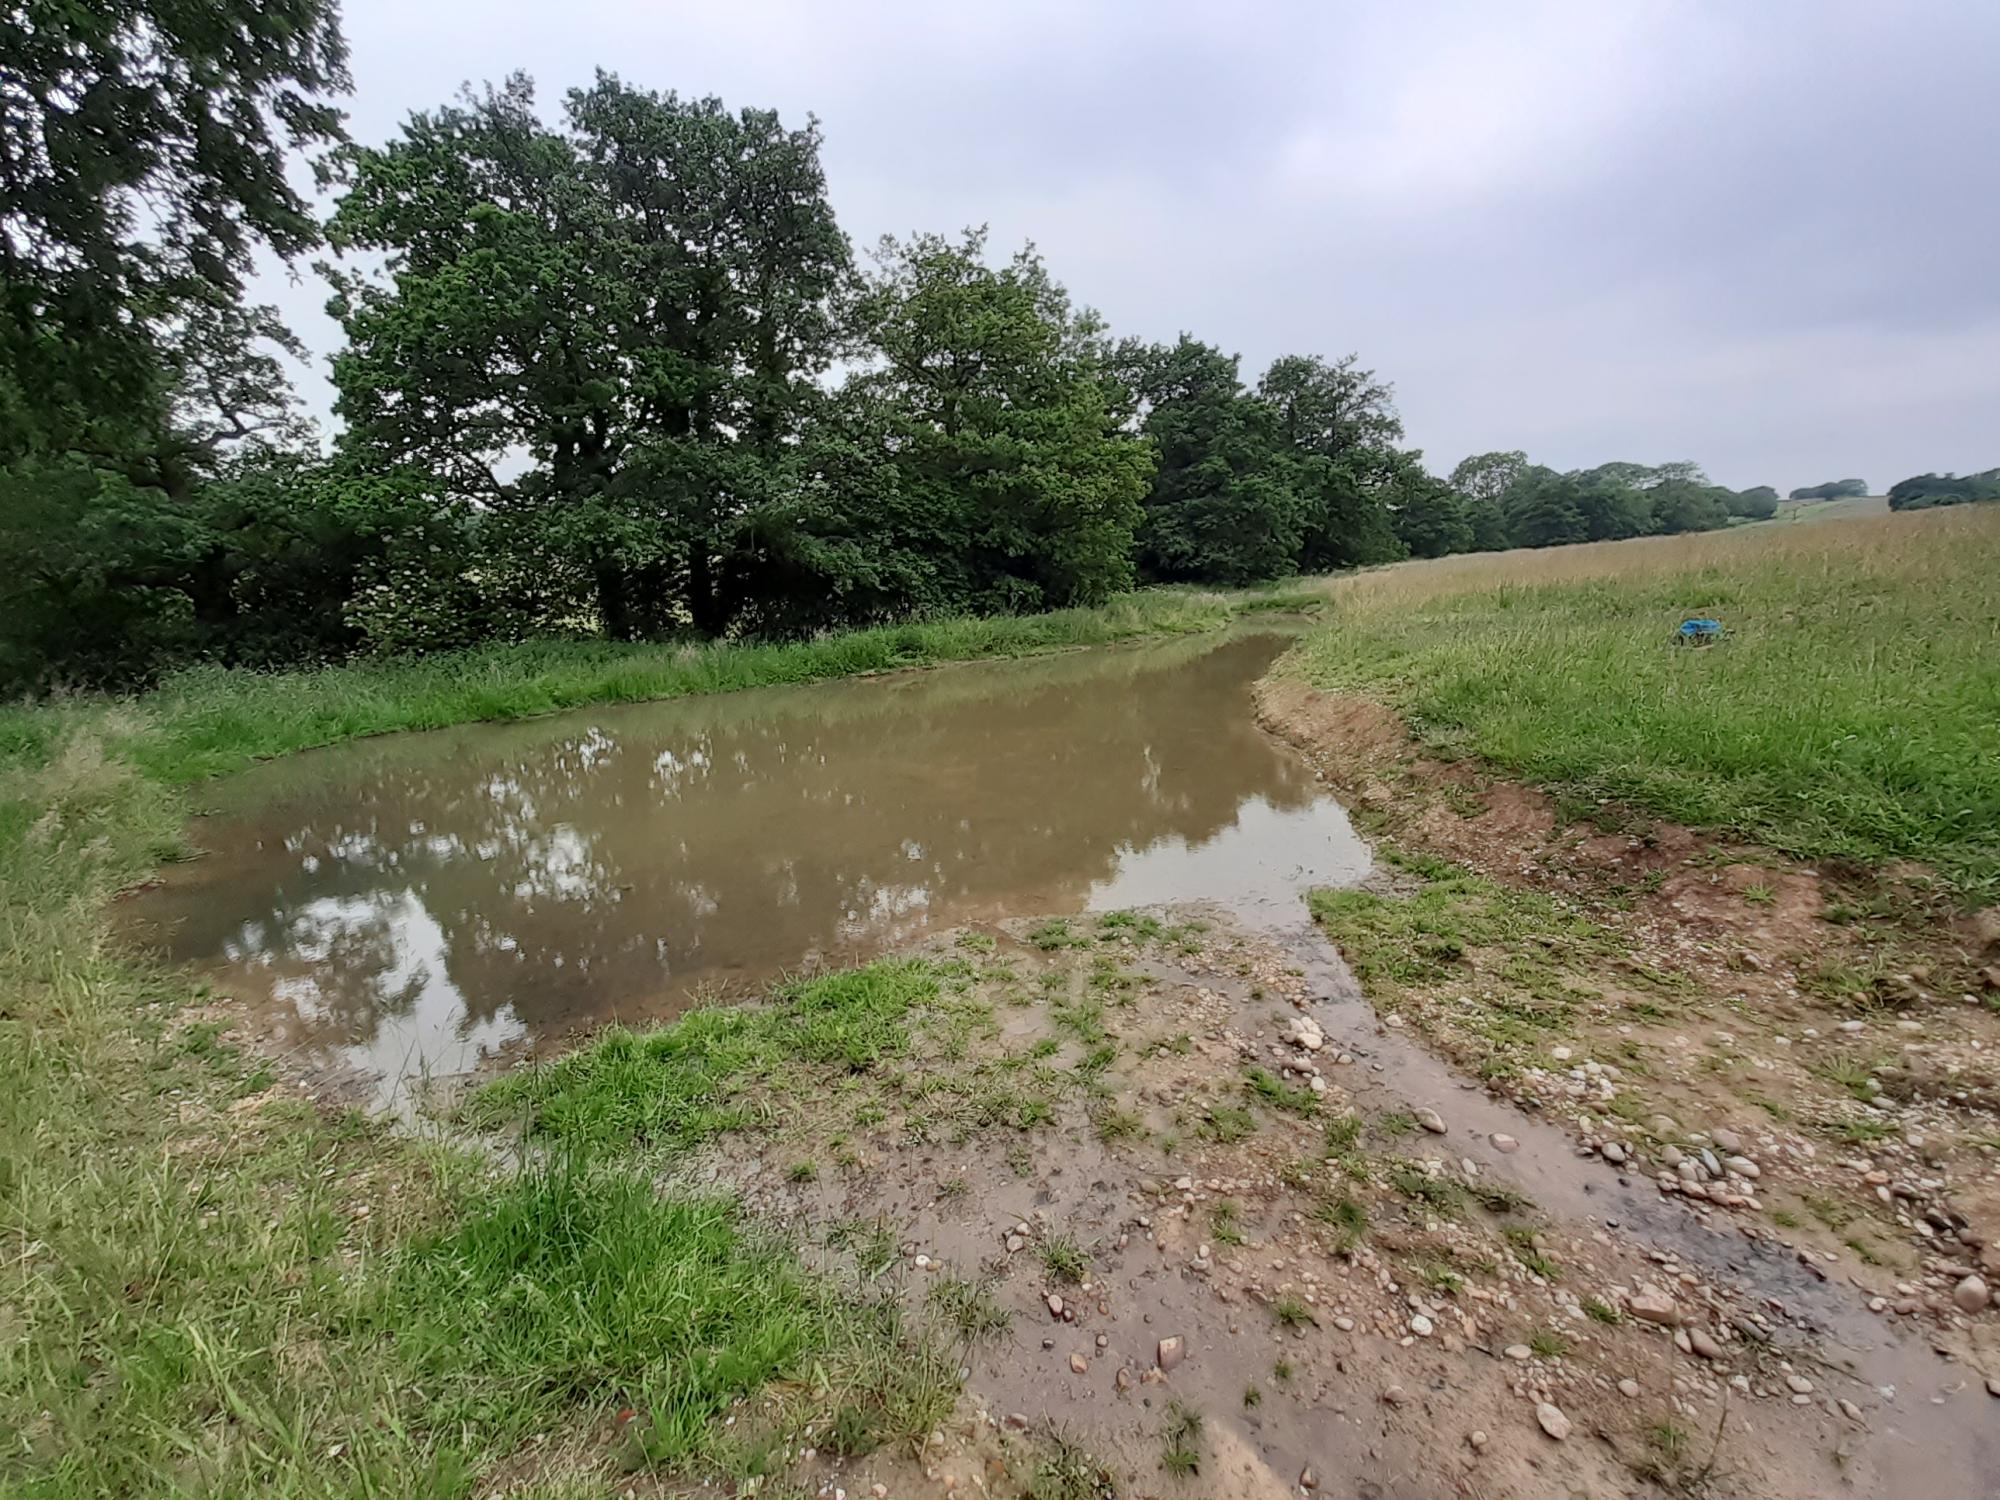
{"left": 1676, "top": 617, "right": 1723, "bottom": 645}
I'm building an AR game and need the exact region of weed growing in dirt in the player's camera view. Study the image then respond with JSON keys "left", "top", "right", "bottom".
{"left": 1312, "top": 1194, "right": 1369, "bottom": 1253}
{"left": 1161, "top": 1400, "right": 1204, "bottom": 1478}
{"left": 1529, "top": 1328, "right": 1571, "bottom": 1359}
{"left": 1504, "top": 1225, "right": 1561, "bottom": 1279}
{"left": 1211, "top": 1201, "right": 1245, "bottom": 1246}
{"left": 1583, "top": 1297, "right": 1621, "bottom": 1324}
{"left": 1388, "top": 1162, "right": 1469, "bottom": 1219}
{"left": 1245, "top": 1064, "right": 1319, "bottom": 1113}
{"left": 1026, "top": 1430, "right": 1118, "bottom": 1500}
{"left": 929, "top": 1274, "right": 1012, "bottom": 1341}
{"left": 1040, "top": 1235, "right": 1090, "bottom": 1283}
{"left": 1270, "top": 1293, "right": 1314, "bottom": 1328}
{"left": 1202, "top": 1103, "right": 1256, "bottom": 1143}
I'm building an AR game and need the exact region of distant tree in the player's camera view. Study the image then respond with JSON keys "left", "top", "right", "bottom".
{"left": 1729, "top": 485, "right": 1780, "bottom": 520}
{"left": 838, "top": 229, "right": 1152, "bottom": 612}
{"left": 1886, "top": 469, "right": 2000, "bottom": 511}
{"left": 326, "top": 72, "right": 851, "bottom": 639}
{"left": 1388, "top": 458, "right": 1472, "bottom": 559}
{"left": 1111, "top": 336, "right": 1307, "bottom": 585}
{"left": 1448, "top": 450, "right": 1526, "bottom": 550}
{"left": 1788, "top": 479, "right": 1869, "bottom": 500}
{"left": 1258, "top": 354, "right": 1406, "bottom": 569}
{"left": 0, "top": 0, "right": 350, "bottom": 463}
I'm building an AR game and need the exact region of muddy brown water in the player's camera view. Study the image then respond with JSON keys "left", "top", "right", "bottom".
{"left": 125, "top": 631, "right": 1371, "bottom": 1107}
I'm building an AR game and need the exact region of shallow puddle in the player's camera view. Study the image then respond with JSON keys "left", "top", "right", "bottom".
{"left": 126, "top": 631, "right": 1369, "bottom": 1105}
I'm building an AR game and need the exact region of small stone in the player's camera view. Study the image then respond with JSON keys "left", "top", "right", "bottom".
{"left": 1838, "top": 1020, "right": 1865, "bottom": 1034}
{"left": 1047, "top": 1294, "right": 1064, "bottom": 1318}
{"left": 1839, "top": 1398, "right": 1864, "bottom": 1421}
{"left": 1095, "top": 1333, "right": 1108, "bottom": 1349}
{"left": 1417, "top": 1108, "right": 1447, "bottom": 1135}
{"left": 1551, "top": 1046, "right": 1574, "bottom": 1062}
{"left": 1618, "top": 1378, "right": 1641, "bottom": 1398}
{"left": 1504, "top": 1343, "right": 1532, "bottom": 1361}
{"left": 1469, "top": 1429, "right": 1488, "bottom": 1449}
{"left": 1410, "top": 1314, "right": 1434, "bottom": 1337}
{"left": 1688, "top": 1328, "right": 1724, "bottom": 1360}
{"left": 1987, "top": 1377, "right": 2000, "bottom": 1399}
{"left": 1629, "top": 1285, "right": 1680, "bottom": 1327}
{"left": 1536, "top": 1403, "right": 1572, "bottom": 1441}
{"left": 1299, "top": 1466, "right": 1319, "bottom": 1491}
{"left": 1602, "top": 1141, "right": 1627, "bottom": 1164}
{"left": 1069, "top": 1353, "right": 1088, "bottom": 1374}
{"left": 1711, "top": 1128, "right": 1743, "bottom": 1153}
{"left": 1157, "top": 1335, "right": 1186, "bottom": 1372}
{"left": 1490, "top": 1133, "right": 1519, "bottom": 1154}
{"left": 1382, "top": 1385, "right": 1407, "bottom": 1406}
{"left": 1786, "top": 1374, "right": 1814, "bottom": 1395}
{"left": 1953, "top": 1275, "right": 1990, "bottom": 1314}
{"left": 1725, "top": 1156, "right": 1761, "bottom": 1180}
{"left": 1006, "top": 1234, "right": 1025, "bottom": 1253}
{"left": 1333, "top": 1315, "right": 1356, "bottom": 1332}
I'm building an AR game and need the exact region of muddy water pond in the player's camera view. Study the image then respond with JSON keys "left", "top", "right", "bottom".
{"left": 128, "top": 631, "right": 1368, "bottom": 1105}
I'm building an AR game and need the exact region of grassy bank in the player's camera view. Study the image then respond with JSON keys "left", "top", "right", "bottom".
{"left": 1, "top": 585, "right": 1306, "bottom": 788}
{"left": 0, "top": 586, "right": 1306, "bottom": 1495}
{"left": 1284, "top": 505, "right": 2000, "bottom": 898}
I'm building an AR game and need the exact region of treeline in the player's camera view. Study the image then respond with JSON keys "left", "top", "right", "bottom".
{"left": 1888, "top": 470, "right": 2000, "bottom": 512}
{"left": 0, "top": 9, "right": 1876, "bottom": 692}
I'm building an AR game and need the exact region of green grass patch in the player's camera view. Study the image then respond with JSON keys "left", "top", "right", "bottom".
{"left": 467, "top": 961, "right": 938, "bottom": 1150}
{"left": 1283, "top": 511, "right": 2000, "bottom": 898}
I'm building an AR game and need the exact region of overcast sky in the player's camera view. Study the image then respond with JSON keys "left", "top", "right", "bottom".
{"left": 260, "top": 0, "right": 2000, "bottom": 493}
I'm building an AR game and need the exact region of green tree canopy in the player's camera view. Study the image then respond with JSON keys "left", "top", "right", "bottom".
{"left": 0, "top": 0, "right": 349, "bottom": 462}
{"left": 1112, "top": 335, "right": 1308, "bottom": 585}
{"left": 325, "top": 71, "right": 850, "bottom": 638}
{"left": 837, "top": 229, "right": 1151, "bottom": 613}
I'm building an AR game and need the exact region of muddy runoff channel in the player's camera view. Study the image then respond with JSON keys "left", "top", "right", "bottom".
{"left": 131, "top": 630, "right": 1990, "bottom": 1498}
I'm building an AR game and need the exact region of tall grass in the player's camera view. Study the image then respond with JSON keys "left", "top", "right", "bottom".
{"left": 1284, "top": 505, "right": 2000, "bottom": 897}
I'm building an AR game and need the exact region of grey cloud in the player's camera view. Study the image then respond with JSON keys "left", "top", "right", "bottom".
{"left": 263, "top": 0, "right": 2000, "bottom": 492}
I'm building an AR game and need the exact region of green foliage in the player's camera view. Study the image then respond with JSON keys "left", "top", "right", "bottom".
{"left": 0, "top": 0, "right": 349, "bottom": 461}
{"left": 1888, "top": 468, "right": 2000, "bottom": 511}
{"left": 1117, "top": 335, "right": 1311, "bottom": 585}
{"left": 839, "top": 229, "right": 1152, "bottom": 614}
{"left": 1729, "top": 485, "right": 1780, "bottom": 520}
{"left": 1790, "top": 478, "right": 1870, "bottom": 501}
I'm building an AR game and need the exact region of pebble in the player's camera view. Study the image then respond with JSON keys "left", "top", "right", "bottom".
{"left": 1469, "top": 1430, "right": 1489, "bottom": 1449}
{"left": 1725, "top": 1156, "right": 1761, "bottom": 1180}
{"left": 1299, "top": 1466, "right": 1319, "bottom": 1490}
{"left": 1504, "top": 1343, "right": 1532, "bottom": 1361}
{"left": 1840, "top": 1398, "right": 1864, "bottom": 1421}
{"left": 1418, "top": 1108, "right": 1447, "bottom": 1135}
{"left": 1334, "top": 1316, "right": 1356, "bottom": 1332}
{"left": 1410, "top": 1314, "right": 1434, "bottom": 1337}
{"left": 1688, "top": 1328, "right": 1724, "bottom": 1360}
{"left": 1047, "top": 1294, "right": 1064, "bottom": 1318}
{"left": 1551, "top": 1046, "right": 1573, "bottom": 1062}
{"left": 1490, "top": 1133, "right": 1519, "bottom": 1154}
{"left": 1381, "top": 1385, "right": 1407, "bottom": 1406}
{"left": 1618, "top": 1378, "right": 1641, "bottom": 1398}
{"left": 1602, "top": 1142, "right": 1627, "bottom": 1164}
{"left": 1711, "top": 1128, "right": 1743, "bottom": 1153}
{"left": 1069, "top": 1353, "right": 1088, "bottom": 1374}
{"left": 1157, "top": 1335, "right": 1186, "bottom": 1371}
{"left": 1006, "top": 1234, "right": 1025, "bottom": 1253}
{"left": 1953, "top": 1275, "right": 1990, "bottom": 1314}
{"left": 1838, "top": 1020, "right": 1865, "bottom": 1033}
{"left": 1786, "top": 1374, "right": 1814, "bottom": 1395}
{"left": 1536, "top": 1403, "right": 1572, "bottom": 1441}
